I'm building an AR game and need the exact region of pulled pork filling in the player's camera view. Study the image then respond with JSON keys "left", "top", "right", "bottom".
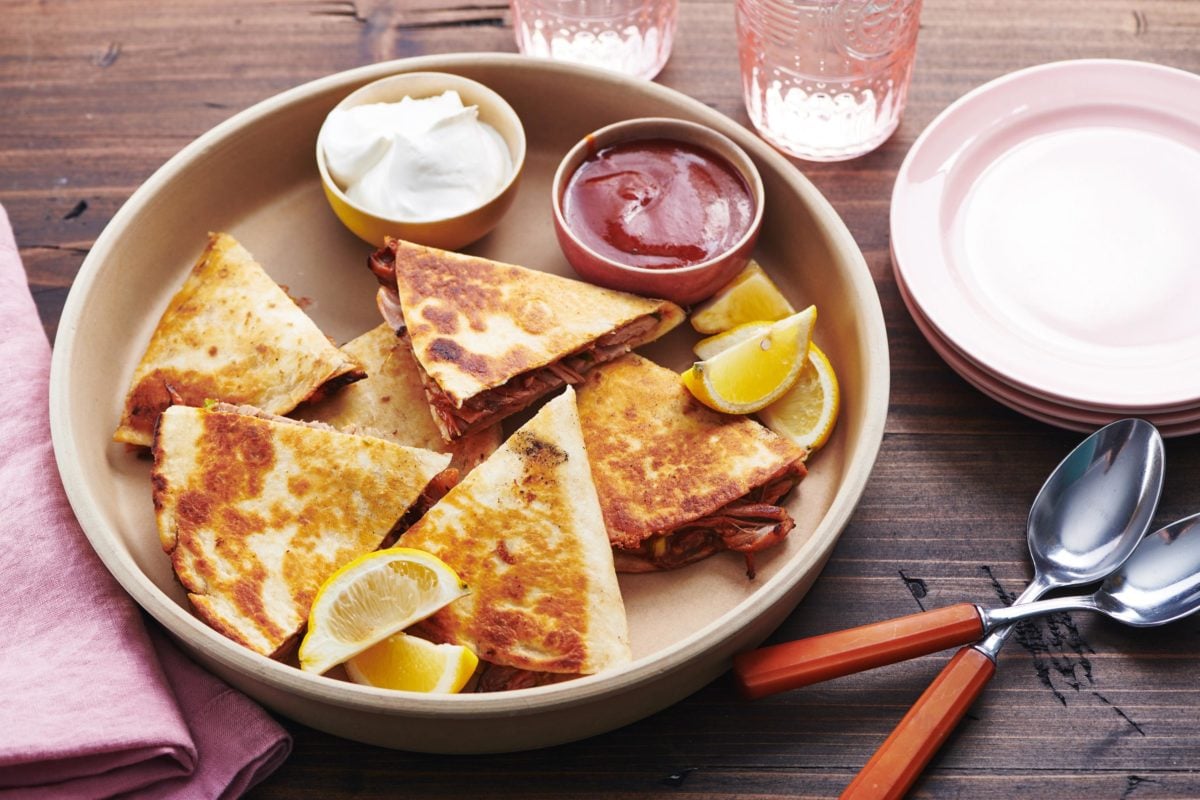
{"left": 389, "top": 466, "right": 460, "bottom": 542}
{"left": 415, "top": 314, "right": 660, "bottom": 439}
{"left": 471, "top": 663, "right": 575, "bottom": 693}
{"left": 370, "top": 242, "right": 662, "bottom": 440}
{"left": 614, "top": 459, "right": 807, "bottom": 579}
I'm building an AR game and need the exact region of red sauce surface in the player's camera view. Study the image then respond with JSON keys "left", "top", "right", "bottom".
{"left": 562, "top": 138, "right": 755, "bottom": 270}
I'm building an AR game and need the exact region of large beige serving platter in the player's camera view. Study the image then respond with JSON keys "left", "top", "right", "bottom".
{"left": 49, "top": 54, "right": 888, "bottom": 753}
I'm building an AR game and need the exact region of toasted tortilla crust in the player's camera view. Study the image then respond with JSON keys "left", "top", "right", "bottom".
{"left": 575, "top": 354, "right": 807, "bottom": 550}
{"left": 297, "top": 323, "right": 501, "bottom": 473}
{"left": 389, "top": 238, "right": 685, "bottom": 406}
{"left": 152, "top": 404, "right": 451, "bottom": 658}
{"left": 114, "top": 232, "right": 364, "bottom": 446}
{"left": 400, "top": 389, "right": 631, "bottom": 675}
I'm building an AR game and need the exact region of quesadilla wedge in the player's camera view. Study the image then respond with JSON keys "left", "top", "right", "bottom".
{"left": 114, "top": 232, "right": 364, "bottom": 447}
{"left": 368, "top": 237, "right": 685, "bottom": 441}
{"left": 575, "top": 353, "right": 807, "bottom": 577}
{"left": 152, "top": 402, "right": 452, "bottom": 658}
{"left": 296, "top": 323, "right": 501, "bottom": 474}
{"left": 400, "top": 387, "right": 631, "bottom": 676}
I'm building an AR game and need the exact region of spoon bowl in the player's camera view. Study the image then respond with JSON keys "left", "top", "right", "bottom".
{"left": 1026, "top": 418, "right": 1164, "bottom": 590}
{"left": 986, "top": 513, "right": 1200, "bottom": 630}
{"left": 1104, "top": 515, "right": 1200, "bottom": 625}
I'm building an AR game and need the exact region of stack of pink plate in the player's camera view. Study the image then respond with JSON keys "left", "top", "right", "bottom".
{"left": 891, "top": 59, "right": 1200, "bottom": 435}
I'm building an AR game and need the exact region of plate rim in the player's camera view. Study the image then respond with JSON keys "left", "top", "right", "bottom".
{"left": 891, "top": 58, "right": 1200, "bottom": 410}
{"left": 49, "top": 53, "right": 888, "bottom": 727}
{"left": 893, "top": 249, "right": 1200, "bottom": 432}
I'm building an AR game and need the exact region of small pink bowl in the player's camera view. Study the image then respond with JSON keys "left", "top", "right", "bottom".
{"left": 551, "top": 117, "right": 765, "bottom": 306}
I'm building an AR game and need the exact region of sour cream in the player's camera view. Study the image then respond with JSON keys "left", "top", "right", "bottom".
{"left": 321, "top": 91, "right": 513, "bottom": 222}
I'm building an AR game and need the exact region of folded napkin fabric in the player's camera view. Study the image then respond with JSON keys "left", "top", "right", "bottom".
{"left": 0, "top": 203, "right": 291, "bottom": 799}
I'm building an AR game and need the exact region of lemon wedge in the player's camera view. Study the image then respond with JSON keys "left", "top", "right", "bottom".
{"left": 299, "top": 548, "right": 469, "bottom": 675}
{"left": 693, "top": 321, "right": 772, "bottom": 361}
{"left": 346, "top": 633, "right": 479, "bottom": 693}
{"left": 758, "top": 343, "right": 841, "bottom": 456}
{"left": 681, "top": 306, "right": 816, "bottom": 414}
{"left": 690, "top": 260, "right": 795, "bottom": 334}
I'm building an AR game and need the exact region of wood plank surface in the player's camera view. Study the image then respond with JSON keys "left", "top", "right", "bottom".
{"left": 4, "top": 0, "right": 1200, "bottom": 797}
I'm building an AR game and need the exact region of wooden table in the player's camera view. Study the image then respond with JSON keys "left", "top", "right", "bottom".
{"left": 6, "top": 1, "right": 1200, "bottom": 797}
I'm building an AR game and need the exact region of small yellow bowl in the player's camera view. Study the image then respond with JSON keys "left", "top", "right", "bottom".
{"left": 316, "top": 72, "right": 526, "bottom": 249}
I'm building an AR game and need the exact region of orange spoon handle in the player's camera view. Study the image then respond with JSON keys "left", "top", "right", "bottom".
{"left": 732, "top": 603, "right": 984, "bottom": 699}
{"left": 840, "top": 646, "right": 997, "bottom": 800}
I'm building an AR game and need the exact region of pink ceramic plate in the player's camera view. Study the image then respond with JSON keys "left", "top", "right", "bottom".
{"left": 892, "top": 60, "right": 1200, "bottom": 411}
{"left": 894, "top": 263, "right": 1200, "bottom": 435}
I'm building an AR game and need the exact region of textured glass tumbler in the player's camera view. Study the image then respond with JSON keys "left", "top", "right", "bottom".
{"left": 735, "top": 0, "right": 923, "bottom": 161}
{"left": 510, "top": 0, "right": 678, "bottom": 81}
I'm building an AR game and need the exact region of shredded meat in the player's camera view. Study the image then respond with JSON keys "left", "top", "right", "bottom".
{"left": 617, "top": 460, "right": 807, "bottom": 579}
{"left": 385, "top": 466, "right": 460, "bottom": 548}
{"left": 415, "top": 311, "right": 662, "bottom": 441}
{"left": 472, "top": 662, "right": 574, "bottom": 692}
{"left": 370, "top": 239, "right": 662, "bottom": 440}
{"left": 545, "top": 359, "right": 586, "bottom": 385}
{"left": 412, "top": 314, "right": 661, "bottom": 440}
{"left": 375, "top": 286, "right": 406, "bottom": 332}
{"left": 420, "top": 467, "right": 460, "bottom": 506}
{"left": 210, "top": 402, "right": 342, "bottom": 431}
{"left": 368, "top": 243, "right": 398, "bottom": 285}
{"left": 370, "top": 245, "right": 407, "bottom": 332}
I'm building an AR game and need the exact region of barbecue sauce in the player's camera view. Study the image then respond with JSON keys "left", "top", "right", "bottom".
{"left": 561, "top": 138, "right": 755, "bottom": 270}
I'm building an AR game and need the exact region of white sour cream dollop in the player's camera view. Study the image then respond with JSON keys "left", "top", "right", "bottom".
{"left": 321, "top": 91, "right": 513, "bottom": 222}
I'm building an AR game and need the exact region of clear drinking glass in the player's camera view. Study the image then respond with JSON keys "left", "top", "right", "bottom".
{"left": 510, "top": 0, "right": 679, "bottom": 81}
{"left": 735, "top": 0, "right": 923, "bottom": 161}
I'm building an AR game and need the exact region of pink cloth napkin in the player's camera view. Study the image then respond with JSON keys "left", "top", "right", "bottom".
{"left": 0, "top": 203, "right": 292, "bottom": 799}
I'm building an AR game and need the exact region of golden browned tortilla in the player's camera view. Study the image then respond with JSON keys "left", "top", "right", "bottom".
{"left": 151, "top": 403, "right": 451, "bottom": 658}
{"left": 376, "top": 238, "right": 685, "bottom": 440}
{"left": 400, "top": 388, "right": 631, "bottom": 675}
{"left": 114, "top": 232, "right": 364, "bottom": 447}
{"left": 296, "top": 323, "right": 501, "bottom": 474}
{"left": 575, "top": 354, "right": 807, "bottom": 574}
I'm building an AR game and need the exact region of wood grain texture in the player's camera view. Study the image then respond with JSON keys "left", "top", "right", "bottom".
{"left": 4, "top": 0, "right": 1200, "bottom": 797}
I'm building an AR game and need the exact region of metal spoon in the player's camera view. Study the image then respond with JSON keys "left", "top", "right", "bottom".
{"left": 975, "top": 512, "right": 1200, "bottom": 628}
{"left": 839, "top": 421, "right": 1167, "bottom": 799}
{"left": 846, "top": 513, "right": 1200, "bottom": 799}
{"left": 733, "top": 418, "right": 1164, "bottom": 699}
